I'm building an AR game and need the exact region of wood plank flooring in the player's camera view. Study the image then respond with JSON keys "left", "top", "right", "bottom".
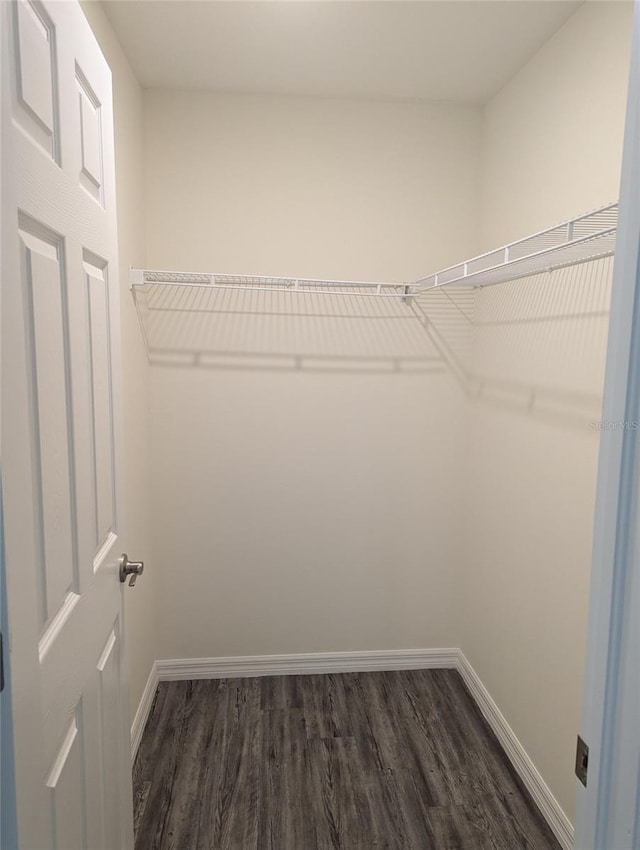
{"left": 133, "top": 669, "right": 562, "bottom": 850}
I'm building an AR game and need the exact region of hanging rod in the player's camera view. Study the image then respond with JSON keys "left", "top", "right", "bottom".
{"left": 416, "top": 202, "right": 618, "bottom": 290}
{"left": 130, "top": 269, "right": 418, "bottom": 299}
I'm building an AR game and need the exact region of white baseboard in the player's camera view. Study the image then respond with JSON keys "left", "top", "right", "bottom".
{"left": 155, "top": 647, "right": 459, "bottom": 680}
{"left": 132, "top": 648, "right": 572, "bottom": 849}
{"left": 130, "top": 660, "right": 159, "bottom": 761}
{"left": 457, "top": 650, "right": 574, "bottom": 850}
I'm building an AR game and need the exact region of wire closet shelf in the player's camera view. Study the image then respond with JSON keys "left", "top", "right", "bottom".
{"left": 130, "top": 202, "right": 617, "bottom": 369}
{"left": 129, "top": 270, "right": 418, "bottom": 299}
{"left": 130, "top": 201, "right": 618, "bottom": 303}
{"left": 417, "top": 202, "right": 618, "bottom": 290}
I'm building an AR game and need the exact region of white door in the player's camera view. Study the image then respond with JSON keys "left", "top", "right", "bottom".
{"left": 1, "top": 1, "right": 135, "bottom": 848}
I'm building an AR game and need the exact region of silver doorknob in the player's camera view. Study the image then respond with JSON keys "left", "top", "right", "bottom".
{"left": 119, "top": 554, "right": 144, "bottom": 587}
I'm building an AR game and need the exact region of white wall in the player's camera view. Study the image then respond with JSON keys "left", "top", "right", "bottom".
{"left": 481, "top": 1, "right": 633, "bottom": 248}
{"left": 144, "top": 92, "right": 481, "bottom": 281}
{"left": 143, "top": 91, "right": 481, "bottom": 659}
{"left": 461, "top": 0, "right": 634, "bottom": 825}
{"left": 81, "top": 2, "right": 157, "bottom": 723}
{"left": 150, "top": 368, "right": 468, "bottom": 659}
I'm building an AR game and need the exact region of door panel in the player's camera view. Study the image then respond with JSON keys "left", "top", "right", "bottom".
{"left": 85, "top": 256, "right": 116, "bottom": 553}
{"left": 96, "top": 624, "right": 124, "bottom": 849}
{"left": 13, "top": 0, "right": 59, "bottom": 161}
{"left": 46, "top": 711, "right": 86, "bottom": 850}
{"left": 19, "top": 219, "right": 76, "bottom": 628}
{"left": 77, "top": 69, "right": 104, "bottom": 204}
{"left": 1, "top": 1, "right": 133, "bottom": 848}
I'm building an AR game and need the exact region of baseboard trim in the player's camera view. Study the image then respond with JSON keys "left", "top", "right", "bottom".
{"left": 139, "top": 648, "right": 572, "bottom": 848}
{"left": 130, "top": 661, "right": 159, "bottom": 761}
{"left": 156, "top": 647, "right": 459, "bottom": 681}
{"left": 457, "top": 651, "right": 574, "bottom": 850}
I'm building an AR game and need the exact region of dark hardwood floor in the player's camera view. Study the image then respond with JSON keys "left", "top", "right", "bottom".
{"left": 133, "top": 669, "right": 562, "bottom": 850}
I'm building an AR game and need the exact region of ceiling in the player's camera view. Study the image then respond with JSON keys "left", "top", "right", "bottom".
{"left": 102, "top": 0, "right": 582, "bottom": 104}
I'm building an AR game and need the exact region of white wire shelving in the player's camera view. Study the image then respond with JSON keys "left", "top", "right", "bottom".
{"left": 131, "top": 202, "right": 618, "bottom": 302}
{"left": 130, "top": 269, "right": 418, "bottom": 299}
{"left": 129, "top": 202, "right": 618, "bottom": 369}
{"left": 129, "top": 270, "right": 433, "bottom": 370}
{"left": 417, "top": 202, "right": 617, "bottom": 290}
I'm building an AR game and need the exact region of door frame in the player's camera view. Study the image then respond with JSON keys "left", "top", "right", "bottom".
{"left": 1, "top": 491, "right": 18, "bottom": 850}
{"left": 575, "top": 2, "right": 640, "bottom": 848}
{"left": 0, "top": 4, "right": 18, "bottom": 846}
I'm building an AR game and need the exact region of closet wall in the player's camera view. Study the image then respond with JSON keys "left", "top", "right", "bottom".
{"left": 462, "top": 0, "right": 634, "bottom": 823}
{"left": 80, "top": 2, "right": 157, "bottom": 722}
{"left": 143, "top": 93, "right": 482, "bottom": 659}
